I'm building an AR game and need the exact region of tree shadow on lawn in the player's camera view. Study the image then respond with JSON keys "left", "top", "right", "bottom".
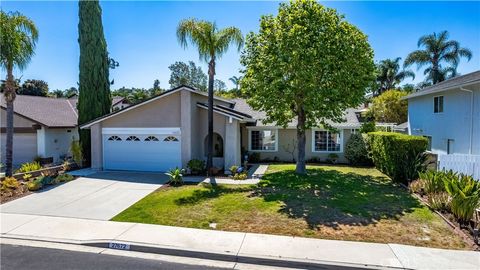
{"left": 253, "top": 168, "right": 421, "bottom": 230}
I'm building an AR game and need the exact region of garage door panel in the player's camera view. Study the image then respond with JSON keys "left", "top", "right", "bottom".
{"left": 1, "top": 133, "right": 37, "bottom": 167}
{"left": 102, "top": 129, "right": 181, "bottom": 172}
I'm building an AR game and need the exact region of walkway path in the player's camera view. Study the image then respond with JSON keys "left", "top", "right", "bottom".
{"left": 1, "top": 212, "right": 478, "bottom": 269}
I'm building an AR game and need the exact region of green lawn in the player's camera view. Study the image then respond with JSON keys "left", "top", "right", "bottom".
{"left": 112, "top": 164, "right": 468, "bottom": 249}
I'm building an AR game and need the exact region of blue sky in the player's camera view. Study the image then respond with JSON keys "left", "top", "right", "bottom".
{"left": 1, "top": 1, "right": 479, "bottom": 91}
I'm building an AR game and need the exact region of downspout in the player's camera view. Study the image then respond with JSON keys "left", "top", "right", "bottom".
{"left": 460, "top": 87, "right": 474, "bottom": 155}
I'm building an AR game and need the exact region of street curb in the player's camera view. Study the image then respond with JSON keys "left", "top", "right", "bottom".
{"left": 0, "top": 235, "right": 406, "bottom": 270}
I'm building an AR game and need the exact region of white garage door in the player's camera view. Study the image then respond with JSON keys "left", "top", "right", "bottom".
{"left": 1, "top": 133, "right": 37, "bottom": 167}
{"left": 102, "top": 128, "right": 181, "bottom": 172}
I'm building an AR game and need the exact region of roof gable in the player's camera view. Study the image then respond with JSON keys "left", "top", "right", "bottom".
{"left": 80, "top": 85, "right": 235, "bottom": 129}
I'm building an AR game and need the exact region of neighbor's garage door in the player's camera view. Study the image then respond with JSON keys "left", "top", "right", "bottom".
{"left": 102, "top": 128, "right": 181, "bottom": 172}
{"left": 1, "top": 133, "right": 37, "bottom": 167}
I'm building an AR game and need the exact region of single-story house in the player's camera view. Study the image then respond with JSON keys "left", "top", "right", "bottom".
{"left": 1, "top": 94, "right": 79, "bottom": 167}
{"left": 80, "top": 86, "right": 362, "bottom": 172}
{"left": 405, "top": 70, "right": 479, "bottom": 155}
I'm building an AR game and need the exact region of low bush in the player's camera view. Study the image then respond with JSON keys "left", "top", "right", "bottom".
{"left": 409, "top": 178, "right": 425, "bottom": 194}
{"left": 327, "top": 153, "right": 339, "bottom": 164}
{"left": 427, "top": 192, "right": 451, "bottom": 212}
{"left": 15, "top": 162, "right": 41, "bottom": 173}
{"left": 27, "top": 180, "right": 42, "bottom": 191}
{"left": 229, "top": 165, "right": 239, "bottom": 174}
{"left": 365, "top": 132, "right": 428, "bottom": 184}
{"left": 55, "top": 174, "right": 74, "bottom": 183}
{"left": 232, "top": 172, "right": 248, "bottom": 180}
{"left": 344, "top": 133, "right": 371, "bottom": 165}
{"left": 187, "top": 159, "right": 205, "bottom": 174}
{"left": 1, "top": 177, "right": 20, "bottom": 191}
{"left": 444, "top": 174, "right": 480, "bottom": 224}
{"left": 419, "top": 170, "right": 447, "bottom": 194}
{"left": 36, "top": 175, "right": 55, "bottom": 186}
{"left": 166, "top": 168, "right": 184, "bottom": 186}
{"left": 22, "top": 173, "right": 33, "bottom": 181}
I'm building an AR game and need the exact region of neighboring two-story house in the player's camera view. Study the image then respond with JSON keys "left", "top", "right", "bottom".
{"left": 405, "top": 70, "right": 480, "bottom": 155}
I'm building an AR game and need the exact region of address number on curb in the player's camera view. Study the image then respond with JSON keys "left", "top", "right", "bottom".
{"left": 108, "top": 242, "right": 130, "bottom": 250}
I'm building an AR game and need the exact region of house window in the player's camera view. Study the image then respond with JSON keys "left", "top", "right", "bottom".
{"left": 434, "top": 96, "right": 444, "bottom": 113}
{"left": 145, "top": 136, "right": 159, "bottom": 141}
{"left": 107, "top": 135, "right": 122, "bottom": 141}
{"left": 249, "top": 129, "right": 277, "bottom": 151}
{"left": 164, "top": 136, "right": 179, "bottom": 142}
{"left": 313, "top": 130, "right": 342, "bottom": 152}
{"left": 423, "top": 136, "right": 432, "bottom": 151}
{"left": 126, "top": 136, "right": 140, "bottom": 141}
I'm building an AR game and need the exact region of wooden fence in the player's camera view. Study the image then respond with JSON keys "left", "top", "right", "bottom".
{"left": 437, "top": 154, "right": 480, "bottom": 180}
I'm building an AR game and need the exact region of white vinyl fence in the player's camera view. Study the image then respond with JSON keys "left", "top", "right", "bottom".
{"left": 437, "top": 154, "right": 480, "bottom": 180}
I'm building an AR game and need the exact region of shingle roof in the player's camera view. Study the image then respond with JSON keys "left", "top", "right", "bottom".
{"left": 0, "top": 94, "right": 77, "bottom": 127}
{"left": 405, "top": 70, "right": 480, "bottom": 99}
{"left": 231, "top": 98, "right": 360, "bottom": 128}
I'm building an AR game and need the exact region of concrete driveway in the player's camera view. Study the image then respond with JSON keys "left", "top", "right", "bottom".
{"left": 0, "top": 171, "right": 168, "bottom": 220}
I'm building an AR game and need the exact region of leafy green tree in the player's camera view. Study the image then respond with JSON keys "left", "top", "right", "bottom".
{"left": 375, "top": 57, "right": 414, "bottom": 96}
{"left": 369, "top": 90, "right": 408, "bottom": 124}
{"left": 50, "top": 89, "right": 64, "bottom": 98}
{"left": 404, "top": 30, "right": 472, "bottom": 85}
{"left": 401, "top": 83, "right": 415, "bottom": 93}
{"left": 18, "top": 79, "right": 49, "bottom": 96}
{"left": 0, "top": 11, "right": 38, "bottom": 176}
{"left": 177, "top": 19, "right": 243, "bottom": 171}
{"left": 168, "top": 61, "right": 207, "bottom": 91}
{"left": 213, "top": 79, "right": 226, "bottom": 92}
{"left": 78, "top": 0, "right": 111, "bottom": 165}
{"left": 241, "top": 0, "right": 375, "bottom": 174}
{"left": 63, "top": 86, "right": 78, "bottom": 97}
{"left": 229, "top": 75, "right": 241, "bottom": 90}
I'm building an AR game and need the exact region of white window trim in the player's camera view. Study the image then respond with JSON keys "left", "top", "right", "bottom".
{"left": 433, "top": 95, "right": 444, "bottom": 114}
{"left": 248, "top": 128, "right": 278, "bottom": 152}
{"left": 311, "top": 129, "right": 344, "bottom": 153}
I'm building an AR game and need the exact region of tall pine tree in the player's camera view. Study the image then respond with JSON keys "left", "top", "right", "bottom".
{"left": 78, "top": 0, "right": 111, "bottom": 165}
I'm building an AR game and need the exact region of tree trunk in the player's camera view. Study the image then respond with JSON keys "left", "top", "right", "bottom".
{"left": 4, "top": 67, "right": 15, "bottom": 177}
{"left": 295, "top": 106, "right": 306, "bottom": 174}
{"left": 206, "top": 58, "right": 215, "bottom": 174}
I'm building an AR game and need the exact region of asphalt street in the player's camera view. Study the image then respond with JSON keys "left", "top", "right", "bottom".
{"left": 0, "top": 244, "right": 230, "bottom": 270}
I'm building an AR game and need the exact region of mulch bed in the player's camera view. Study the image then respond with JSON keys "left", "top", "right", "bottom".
{"left": 0, "top": 182, "right": 32, "bottom": 205}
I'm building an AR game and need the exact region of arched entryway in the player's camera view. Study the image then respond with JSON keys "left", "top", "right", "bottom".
{"left": 204, "top": 133, "right": 224, "bottom": 158}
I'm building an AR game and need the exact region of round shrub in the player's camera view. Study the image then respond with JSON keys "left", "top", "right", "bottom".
{"left": 27, "top": 180, "right": 42, "bottom": 191}
{"left": 344, "top": 133, "right": 371, "bottom": 166}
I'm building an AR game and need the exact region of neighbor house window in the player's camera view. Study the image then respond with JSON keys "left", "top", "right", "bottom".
{"left": 313, "top": 130, "right": 342, "bottom": 152}
{"left": 249, "top": 129, "right": 277, "bottom": 151}
{"left": 434, "top": 96, "right": 444, "bottom": 113}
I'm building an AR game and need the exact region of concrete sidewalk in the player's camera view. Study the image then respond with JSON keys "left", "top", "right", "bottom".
{"left": 1, "top": 213, "right": 478, "bottom": 269}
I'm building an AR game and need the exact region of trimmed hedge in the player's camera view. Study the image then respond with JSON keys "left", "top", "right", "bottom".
{"left": 365, "top": 132, "right": 428, "bottom": 184}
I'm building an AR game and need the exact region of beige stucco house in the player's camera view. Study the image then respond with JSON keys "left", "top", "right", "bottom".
{"left": 81, "top": 86, "right": 361, "bottom": 172}
{"left": 0, "top": 94, "right": 79, "bottom": 167}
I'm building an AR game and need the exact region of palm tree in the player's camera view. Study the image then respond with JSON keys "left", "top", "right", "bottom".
{"left": 0, "top": 11, "right": 38, "bottom": 176}
{"left": 376, "top": 57, "right": 415, "bottom": 96}
{"left": 177, "top": 19, "right": 243, "bottom": 172}
{"left": 404, "top": 30, "right": 472, "bottom": 85}
{"left": 229, "top": 75, "right": 242, "bottom": 90}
